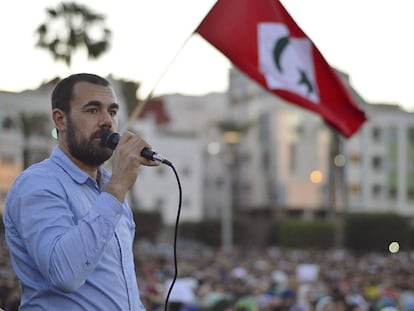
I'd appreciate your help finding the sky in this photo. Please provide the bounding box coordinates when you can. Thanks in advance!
[1,1,414,111]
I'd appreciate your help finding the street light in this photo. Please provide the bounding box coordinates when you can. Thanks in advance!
[309,170,323,184]
[223,131,241,144]
[217,121,249,252]
[206,140,232,251]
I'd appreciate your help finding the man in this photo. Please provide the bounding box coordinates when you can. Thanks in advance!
[3,73,158,310]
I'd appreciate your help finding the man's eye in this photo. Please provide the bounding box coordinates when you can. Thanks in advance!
[110,110,118,117]
[88,108,98,114]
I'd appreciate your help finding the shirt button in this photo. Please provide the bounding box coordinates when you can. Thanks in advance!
[116,214,121,219]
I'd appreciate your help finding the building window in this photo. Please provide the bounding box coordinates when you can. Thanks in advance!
[2,116,15,130]
[349,154,360,165]
[388,187,397,200]
[408,128,414,144]
[372,184,382,197]
[407,188,414,201]
[372,156,382,170]
[348,185,360,196]
[372,127,382,142]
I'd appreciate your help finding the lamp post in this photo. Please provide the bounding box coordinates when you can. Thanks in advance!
[206,141,232,252]
[328,130,347,247]
[217,120,248,252]
[221,130,242,252]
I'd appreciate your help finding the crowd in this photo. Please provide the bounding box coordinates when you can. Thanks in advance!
[0,239,19,310]
[135,241,414,311]
[2,237,414,311]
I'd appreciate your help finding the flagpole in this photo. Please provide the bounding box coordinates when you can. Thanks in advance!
[121,1,218,132]
[122,34,193,132]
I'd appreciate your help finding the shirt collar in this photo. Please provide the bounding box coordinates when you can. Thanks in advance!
[50,146,111,185]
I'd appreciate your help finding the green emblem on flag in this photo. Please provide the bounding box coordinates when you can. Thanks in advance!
[258,22,319,103]
[273,36,314,96]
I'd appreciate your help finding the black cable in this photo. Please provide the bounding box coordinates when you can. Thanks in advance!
[99,130,181,309]
[163,162,182,311]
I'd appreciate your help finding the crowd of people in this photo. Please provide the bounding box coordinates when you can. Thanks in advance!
[0,239,20,310]
[3,236,414,311]
[134,240,414,311]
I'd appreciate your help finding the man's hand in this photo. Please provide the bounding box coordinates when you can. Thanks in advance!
[105,131,159,202]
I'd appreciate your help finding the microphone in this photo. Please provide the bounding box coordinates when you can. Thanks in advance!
[100,130,172,166]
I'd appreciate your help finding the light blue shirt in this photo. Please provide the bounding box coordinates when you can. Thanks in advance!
[3,147,146,311]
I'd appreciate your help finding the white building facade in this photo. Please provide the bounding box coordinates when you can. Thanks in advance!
[345,103,414,215]
[227,67,414,217]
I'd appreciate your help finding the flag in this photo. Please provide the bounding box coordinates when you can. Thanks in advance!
[196,0,366,137]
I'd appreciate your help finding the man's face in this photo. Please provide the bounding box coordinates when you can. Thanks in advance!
[65,113,113,167]
[60,81,119,167]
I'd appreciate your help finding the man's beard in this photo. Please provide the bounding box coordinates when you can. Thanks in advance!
[66,117,113,167]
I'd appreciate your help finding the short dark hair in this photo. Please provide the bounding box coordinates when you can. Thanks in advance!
[51,73,110,113]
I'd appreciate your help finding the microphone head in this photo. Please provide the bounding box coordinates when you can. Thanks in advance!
[101,130,120,150]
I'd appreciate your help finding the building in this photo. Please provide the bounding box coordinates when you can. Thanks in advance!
[225,68,333,214]
[227,67,414,218]
[346,103,414,215]
[129,93,229,224]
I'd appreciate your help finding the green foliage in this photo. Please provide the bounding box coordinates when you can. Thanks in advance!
[133,212,413,252]
[119,79,140,114]
[344,212,410,252]
[35,1,111,67]
[133,210,162,242]
[178,218,248,247]
[178,220,218,246]
[18,113,50,138]
[18,113,51,168]
[409,227,414,249]
[270,219,336,249]
[267,222,280,245]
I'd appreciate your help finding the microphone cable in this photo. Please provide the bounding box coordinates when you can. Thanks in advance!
[162,161,182,311]
[99,130,182,309]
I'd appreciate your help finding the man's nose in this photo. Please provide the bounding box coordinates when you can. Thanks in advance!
[99,111,113,127]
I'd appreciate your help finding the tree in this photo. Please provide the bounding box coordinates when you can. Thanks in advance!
[35,1,111,67]
[18,113,51,168]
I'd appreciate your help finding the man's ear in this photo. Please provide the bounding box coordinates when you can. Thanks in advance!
[52,108,66,133]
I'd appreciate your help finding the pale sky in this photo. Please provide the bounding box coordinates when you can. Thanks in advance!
[1,1,414,111]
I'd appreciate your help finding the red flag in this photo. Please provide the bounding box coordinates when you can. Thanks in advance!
[196,0,366,137]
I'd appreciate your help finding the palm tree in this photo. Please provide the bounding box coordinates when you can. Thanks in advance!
[35,1,111,67]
